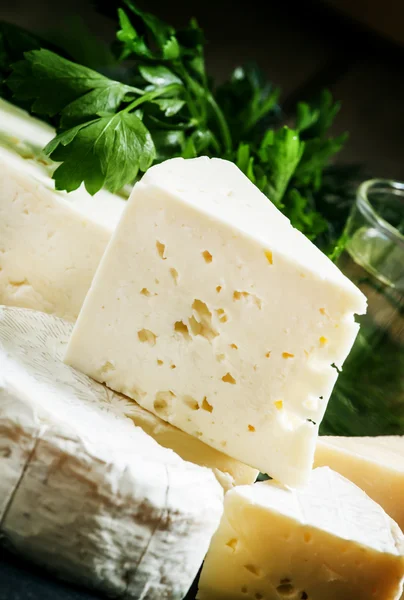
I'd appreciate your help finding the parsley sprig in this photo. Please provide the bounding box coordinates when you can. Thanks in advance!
[1,0,356,254]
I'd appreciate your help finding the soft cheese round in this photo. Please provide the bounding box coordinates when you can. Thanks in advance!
[0,306,223,600]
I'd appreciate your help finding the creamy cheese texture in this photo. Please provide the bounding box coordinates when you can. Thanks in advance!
[0,307,223,600]
[0,99,125,321]
[66,156,366,486]
[198,466,404,600]
[315,435,404,533]
[126,403,258,490]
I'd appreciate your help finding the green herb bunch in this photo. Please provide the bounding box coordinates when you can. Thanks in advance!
[0,2,356,255]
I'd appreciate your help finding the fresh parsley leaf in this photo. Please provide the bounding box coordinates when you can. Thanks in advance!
[216,64,281,145]
[284,188,328,240]
[116,2,179,61]
[8,49,135,125]
[296,101,320,133]
[0,22,63,108]
[153,98,185,117]
[162,36,181,61]
[151,129,185,162]
[45,112,155,194]
[299,89,341,141]
[259,127,305,207]
[295,134,348,189]
[139,65,182,87]
[236,143,256,182]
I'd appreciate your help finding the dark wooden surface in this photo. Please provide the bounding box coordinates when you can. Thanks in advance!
[0,1,404,598]
[0,548,103,600]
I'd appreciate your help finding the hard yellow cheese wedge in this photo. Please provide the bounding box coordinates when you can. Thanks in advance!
[198,467,404,600]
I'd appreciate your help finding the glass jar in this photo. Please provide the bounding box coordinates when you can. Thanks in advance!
[321,179,404,436]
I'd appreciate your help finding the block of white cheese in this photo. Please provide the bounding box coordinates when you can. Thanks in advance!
[198,467,404,600]
[66,156,366,486]
[0,99,125,321]
[315,435,404,532]
[0,306,223,599]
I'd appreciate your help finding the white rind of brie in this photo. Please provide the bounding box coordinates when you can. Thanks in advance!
[0,306,223,600]
[0,99,125,322]
[198,467,404,600]
[66,156,367,487]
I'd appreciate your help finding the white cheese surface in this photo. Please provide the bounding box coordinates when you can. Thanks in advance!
[66,156,366,486]
[198,467,404,600]
[126,403,258,490]
[315,435,404,533]
[0,306,223,599]
[0,99,125,321]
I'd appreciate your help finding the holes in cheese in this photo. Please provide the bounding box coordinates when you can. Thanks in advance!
[226,538,238,551]
[201,397,213,413]
[215,308,228,323]
[184,396,200,410]
[276,582,295,596]
[156,241,166,259]
[282,352,294,359]
[174,320,191,340]
[170,268,179,284]
[230,343,238,349]
[233,290,262,309]
[264,249,273,264]
[100,361,115,374]
[154,390,176,416]
[189,299,218,341]
[319,336,328,346]
[244,564,261,576]
[248,425,256,432]
[140,287,152,297]
[202,250,213,263]
[216,285,222,293]
[222,372,236,384]
[138,329,157,346]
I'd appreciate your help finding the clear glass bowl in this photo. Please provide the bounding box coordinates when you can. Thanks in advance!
[321,179,404,436]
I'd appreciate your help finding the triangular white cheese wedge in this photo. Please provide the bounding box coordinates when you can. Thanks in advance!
[66,156,366,486]
[0,99,125,321]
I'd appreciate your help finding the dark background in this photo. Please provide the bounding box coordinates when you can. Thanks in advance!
[0,0,404,598]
